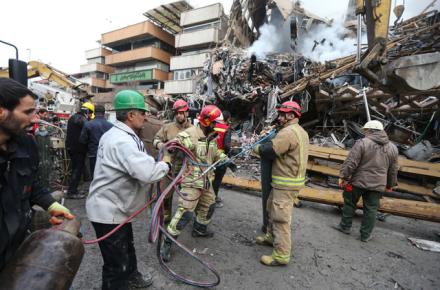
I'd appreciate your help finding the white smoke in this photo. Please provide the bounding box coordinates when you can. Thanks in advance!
[247,7,293,59]
[295,20,358,63]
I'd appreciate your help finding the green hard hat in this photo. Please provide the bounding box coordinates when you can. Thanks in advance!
[113,90,149,112]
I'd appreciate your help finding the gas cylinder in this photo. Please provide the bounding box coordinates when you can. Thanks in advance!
[0,219,84,290]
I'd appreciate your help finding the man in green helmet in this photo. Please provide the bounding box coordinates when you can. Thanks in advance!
[86,90,169,290]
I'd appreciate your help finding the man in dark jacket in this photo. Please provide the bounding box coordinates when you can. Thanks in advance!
[335,120,399,242]
[212,111,232,208]
[0,78,73,271]
[79,105,113,177]
[66,103,93,198]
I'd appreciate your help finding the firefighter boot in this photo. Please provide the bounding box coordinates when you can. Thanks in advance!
[256,232,274,246]
[260,255,288,266]
[192,221,214,238]
[160,236,175,263]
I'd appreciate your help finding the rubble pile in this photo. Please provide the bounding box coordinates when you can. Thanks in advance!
[188,10,440,151]
[205,9,440,207]
[192,47,318,128]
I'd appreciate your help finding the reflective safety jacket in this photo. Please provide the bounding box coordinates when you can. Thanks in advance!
[174,125,227,189]
[271,119,309,190]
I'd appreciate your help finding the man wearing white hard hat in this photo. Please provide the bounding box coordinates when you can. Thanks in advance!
[334,120,398,242]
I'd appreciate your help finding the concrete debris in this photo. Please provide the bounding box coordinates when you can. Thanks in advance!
[408,237,440,252]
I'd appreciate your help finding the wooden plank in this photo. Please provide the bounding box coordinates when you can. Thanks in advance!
[300,188,440,223]
[309,145,440,178]
[222,176,440,223]
[306,161,436,198]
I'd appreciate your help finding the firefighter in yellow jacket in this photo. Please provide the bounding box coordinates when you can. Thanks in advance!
[160,105,228,262]
[153,100,193,223]
[253,101,309,266]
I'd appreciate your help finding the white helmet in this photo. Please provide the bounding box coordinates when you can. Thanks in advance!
[363,120,384,131]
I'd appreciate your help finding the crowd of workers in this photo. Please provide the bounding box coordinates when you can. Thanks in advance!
[0,77,398,289]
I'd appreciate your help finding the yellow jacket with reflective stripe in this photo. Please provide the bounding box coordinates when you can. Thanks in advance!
[271,119,309,190]
[175,125,227,189]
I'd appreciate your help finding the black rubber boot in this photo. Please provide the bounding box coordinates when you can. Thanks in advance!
[192,221,214,238]
[128,271,153,289]
[160,236,174,263]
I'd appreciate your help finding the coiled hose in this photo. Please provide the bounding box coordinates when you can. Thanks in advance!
[82,131,276,287]
[83,140,221,287]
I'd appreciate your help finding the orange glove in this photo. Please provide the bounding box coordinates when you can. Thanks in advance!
[47,202,75,225]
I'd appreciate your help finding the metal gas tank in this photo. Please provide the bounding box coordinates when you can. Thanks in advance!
[0,219,84,290]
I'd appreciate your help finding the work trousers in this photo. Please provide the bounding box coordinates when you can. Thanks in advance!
[68,151,86,194]
[260,157,272,232]
[167,187,216,236]
[92,222,138,290]
[267,188,298,264]
[161,175,174,224]
[89,157,96,179]
[212,165,227,198]
[340,186,381,240]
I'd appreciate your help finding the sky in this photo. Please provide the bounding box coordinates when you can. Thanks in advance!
[1,0,437,74]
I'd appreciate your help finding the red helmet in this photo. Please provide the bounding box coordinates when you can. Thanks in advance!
[173,99,189,112]
[276,101,302,117]
[198,105,223,127]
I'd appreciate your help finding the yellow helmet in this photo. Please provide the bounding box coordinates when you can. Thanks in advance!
[81,102,95,112]
[81,102,95,119]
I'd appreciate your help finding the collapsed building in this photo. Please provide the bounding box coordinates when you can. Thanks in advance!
[152,0,440,220]
[158,1,440,149]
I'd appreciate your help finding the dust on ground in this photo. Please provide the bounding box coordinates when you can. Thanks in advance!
[70,187,440,290]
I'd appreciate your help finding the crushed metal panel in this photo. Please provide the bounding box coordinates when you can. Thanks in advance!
[143,1,193,34]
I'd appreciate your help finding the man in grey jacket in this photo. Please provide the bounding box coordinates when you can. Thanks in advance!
[334,120,398,242]
[86,90,169,290]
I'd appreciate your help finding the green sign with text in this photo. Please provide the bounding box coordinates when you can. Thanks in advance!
[110,69,153,84]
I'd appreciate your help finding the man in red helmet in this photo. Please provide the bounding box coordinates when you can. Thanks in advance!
[153,99,193,223]
[253,100,309,266]
[160,105,228,262]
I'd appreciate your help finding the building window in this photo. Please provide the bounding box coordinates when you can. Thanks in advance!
[173,69,199,81]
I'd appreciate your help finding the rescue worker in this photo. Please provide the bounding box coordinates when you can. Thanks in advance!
[253,101,309,266]
[160,105,228,262]
[36,105,49,121]
[139,106,163,157]
[0,78,74,271]
[79,104,113,177]
[334,120,398,242]
[258,125,275,233]
[212,111,232,208]
[86,90,169,290]
[66,102,94,199]
[30,105,49,135]
[152,99,193,223]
